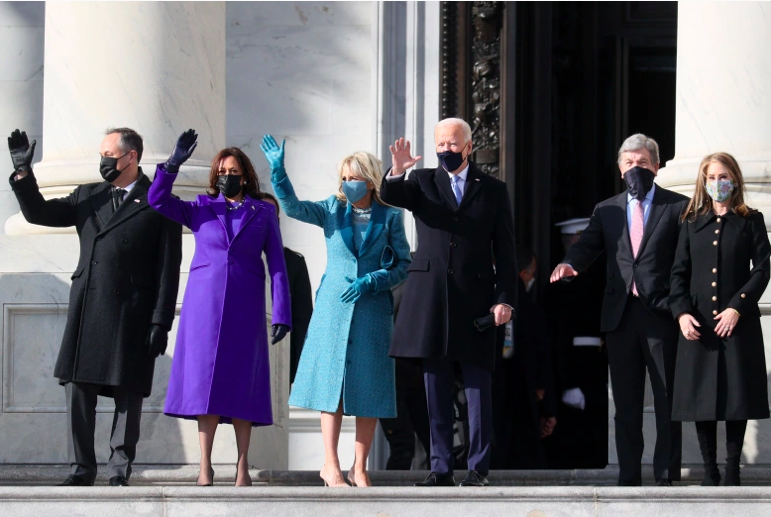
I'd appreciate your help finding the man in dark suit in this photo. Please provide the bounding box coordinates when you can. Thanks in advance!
[261,192,313,385]
[381,118,517,487]
[7,128,182,487]
[550,134,688,486]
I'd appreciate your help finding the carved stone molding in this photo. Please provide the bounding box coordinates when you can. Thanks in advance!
[440,1,504,179]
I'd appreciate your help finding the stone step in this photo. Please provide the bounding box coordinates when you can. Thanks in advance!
[1,486,771,517]
[2,464,771,486]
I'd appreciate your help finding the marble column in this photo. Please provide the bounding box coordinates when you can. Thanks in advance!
[657,1,771,466]
[0,2,44,234]
[6,1,226,234]
[0,2,292,472]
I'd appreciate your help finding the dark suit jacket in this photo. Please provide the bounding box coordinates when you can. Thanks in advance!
[381,162,517,371]
[10,169,182,397]
[284,247,313,384]
[564,186,689,333]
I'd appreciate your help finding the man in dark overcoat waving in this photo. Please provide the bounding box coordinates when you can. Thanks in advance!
[381,118,517,487]
[7,128,182,486]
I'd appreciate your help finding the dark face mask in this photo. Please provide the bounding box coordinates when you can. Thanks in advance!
[437,142,469,173]
[99,152,130,183]
[623,166,656,200]
[217,174,244,198]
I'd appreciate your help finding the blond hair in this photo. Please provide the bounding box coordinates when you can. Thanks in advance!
[682,152,753,222]
[334,151,388,206]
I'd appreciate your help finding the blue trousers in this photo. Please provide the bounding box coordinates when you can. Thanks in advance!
[423,359,492,475]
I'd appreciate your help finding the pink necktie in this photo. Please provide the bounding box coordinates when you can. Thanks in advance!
[630,201,644,296]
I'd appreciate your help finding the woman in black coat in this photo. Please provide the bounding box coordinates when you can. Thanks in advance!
[670,152,771,486]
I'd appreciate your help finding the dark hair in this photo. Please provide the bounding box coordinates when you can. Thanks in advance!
[207,147,263,199]
[105,127,143,163]
[261,192,280,215]
[516,247,536,274]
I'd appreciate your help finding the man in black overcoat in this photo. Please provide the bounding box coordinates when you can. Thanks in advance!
[7,128,182,486]
[550,134,688,486]
[381,118,517,487]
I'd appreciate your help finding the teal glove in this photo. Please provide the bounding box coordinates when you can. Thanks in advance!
[340,275,376,304]
[260,134,286,178]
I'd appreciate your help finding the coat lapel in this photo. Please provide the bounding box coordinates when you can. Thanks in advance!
[231,197,262,243]
[357,202,386,258]
[207,194,229,239]
[635,188,667,258]
[614,192,633,259]
[90,182,114,229]
[337,201,357,258]
[458,163,483,210]
[433,167,459,209]
[98,173,151,235]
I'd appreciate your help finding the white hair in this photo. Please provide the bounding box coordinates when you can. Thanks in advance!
[435,118,472,143]
[617,133,660,165]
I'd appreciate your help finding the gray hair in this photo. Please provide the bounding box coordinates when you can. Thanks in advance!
[105,127,144,163]
[617,133,659,165]
[435,118,472,143]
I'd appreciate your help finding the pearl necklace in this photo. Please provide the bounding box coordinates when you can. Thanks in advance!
[226,199,246,211]
[351,204,372,214]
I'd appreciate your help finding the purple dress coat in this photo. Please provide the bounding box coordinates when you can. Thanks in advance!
[148,165,291,426]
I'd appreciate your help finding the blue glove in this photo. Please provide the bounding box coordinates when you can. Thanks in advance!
[340,275,376,304]
[165,129,198,173]
[260,134,286,177]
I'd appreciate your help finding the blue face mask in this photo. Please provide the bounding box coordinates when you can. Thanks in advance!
[342,180,369,204]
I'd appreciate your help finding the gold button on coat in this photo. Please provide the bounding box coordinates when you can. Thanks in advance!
[717,217,722,223]
[712,282,717,287]
[712,268,717,273]
[715,229,720,234]
[713,241,718,246]
[741,293,746,298]
[712,296,717,301]
[713,310,718,315]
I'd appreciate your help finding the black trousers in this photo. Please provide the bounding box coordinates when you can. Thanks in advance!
[424,359,492,476]
[606,296,682,484]
[65,382,143,483]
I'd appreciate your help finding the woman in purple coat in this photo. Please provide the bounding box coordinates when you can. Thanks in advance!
[148,130,291,486]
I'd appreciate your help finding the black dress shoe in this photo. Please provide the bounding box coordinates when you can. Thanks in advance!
[109,476,130,486]
[655,478,673,487]
[57,475,92,487]
[414,472,455,487]
[459,470,489,487]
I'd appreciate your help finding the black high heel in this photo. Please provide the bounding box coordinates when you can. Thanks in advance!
[197,467,215,486]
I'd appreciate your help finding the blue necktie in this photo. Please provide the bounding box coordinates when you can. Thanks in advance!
[451,175,463,206]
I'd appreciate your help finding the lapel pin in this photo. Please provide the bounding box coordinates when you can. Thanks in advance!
[475,178,480,182]
[134,199,140,203]
[251,206,255,210]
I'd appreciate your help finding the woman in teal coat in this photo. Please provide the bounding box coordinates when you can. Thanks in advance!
[261,136,411,488]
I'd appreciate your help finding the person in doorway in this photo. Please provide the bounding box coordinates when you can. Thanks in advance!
[492,247,557,469]
[261,192,314,386]
[549,133,687,486]
[8,128,182,487]
[262,135,411,488]
[381,118,517,487]
[543,218,609,469]
[148,130,291,487]
[670,152,770,486]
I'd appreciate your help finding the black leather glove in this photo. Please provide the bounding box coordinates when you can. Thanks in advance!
[271,324,289,345]
[164,129,198,173]
[146,324,169,358]
[8,129,36,172]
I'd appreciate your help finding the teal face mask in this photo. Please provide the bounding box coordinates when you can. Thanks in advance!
[342,180,369,203]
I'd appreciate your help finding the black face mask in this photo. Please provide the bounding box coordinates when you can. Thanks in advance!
[99,152,130,183]
[437,143,468,173]
[217,175,243,198]
[623,166,656,200]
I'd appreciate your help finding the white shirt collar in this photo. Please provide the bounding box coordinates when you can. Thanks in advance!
[627,182,656,203]
[121,179,138,194]
[447,163,470,183]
